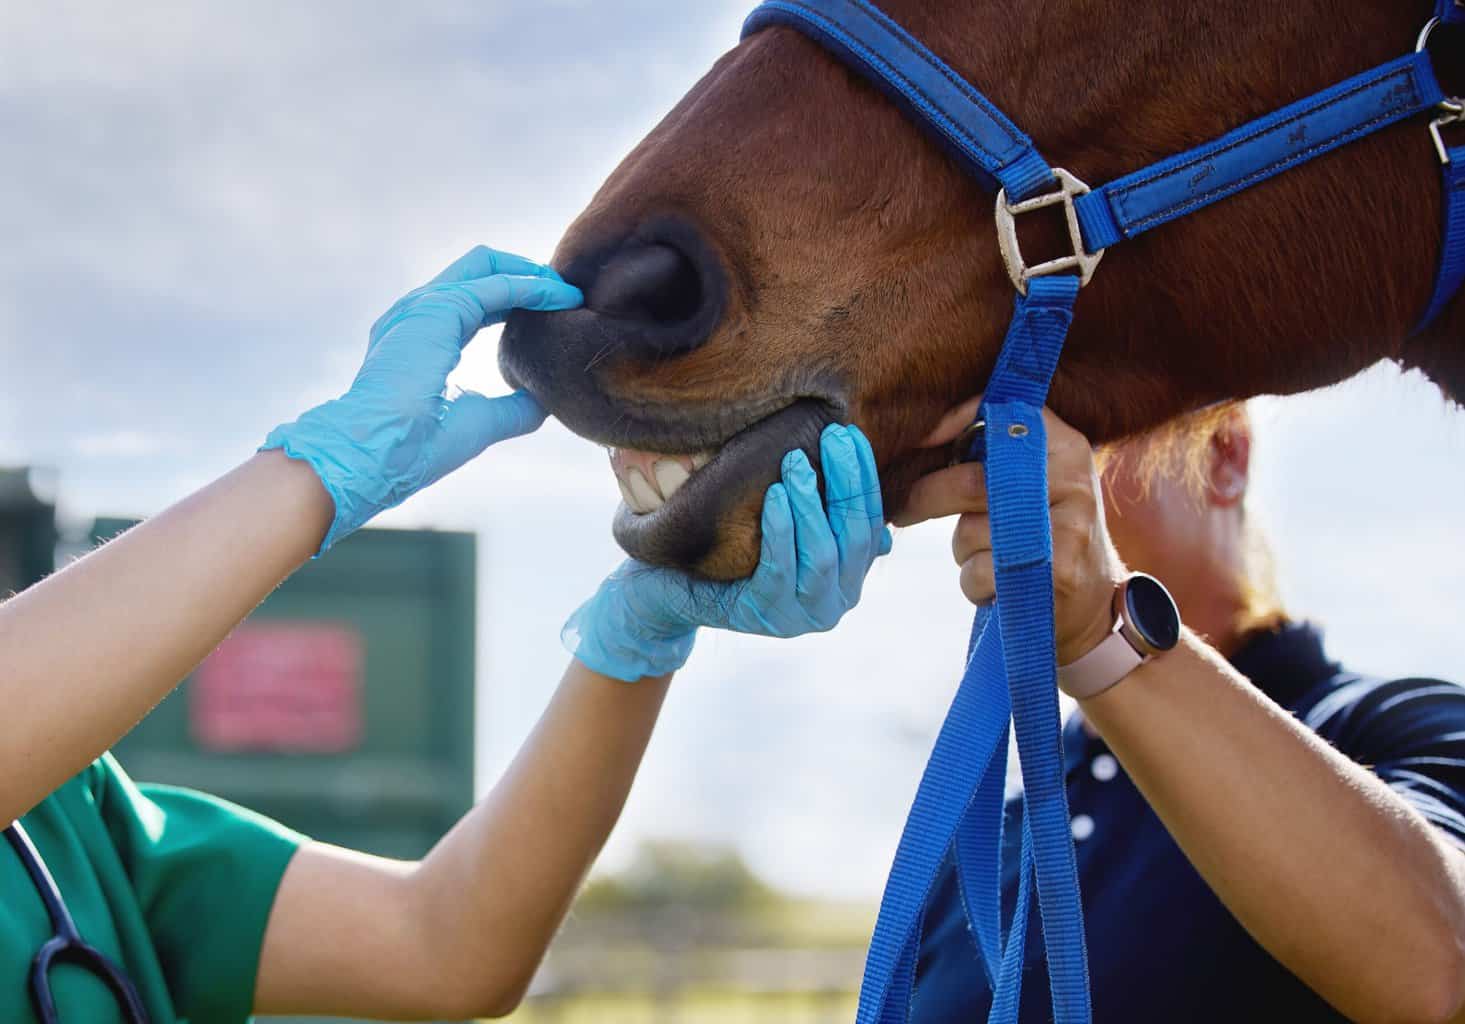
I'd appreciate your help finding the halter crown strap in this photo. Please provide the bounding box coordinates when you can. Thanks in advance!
[741,0,1053,201]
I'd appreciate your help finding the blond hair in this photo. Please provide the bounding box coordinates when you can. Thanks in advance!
[1098,402,1287,636]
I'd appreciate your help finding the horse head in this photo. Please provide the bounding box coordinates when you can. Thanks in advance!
[501,0,1463,579]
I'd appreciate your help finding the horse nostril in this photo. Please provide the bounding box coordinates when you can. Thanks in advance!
[589,243,704,325]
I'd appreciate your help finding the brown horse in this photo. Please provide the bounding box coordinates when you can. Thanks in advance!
[500,0,1464,579]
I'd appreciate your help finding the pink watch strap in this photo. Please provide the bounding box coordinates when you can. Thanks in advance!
[1057,627,1143,700]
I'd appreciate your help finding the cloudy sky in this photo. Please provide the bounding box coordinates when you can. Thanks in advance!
[5,2,1465,902]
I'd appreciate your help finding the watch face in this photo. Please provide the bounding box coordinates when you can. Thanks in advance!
[1123,574,1181,653]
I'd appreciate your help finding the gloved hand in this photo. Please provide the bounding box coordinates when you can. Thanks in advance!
[563,423,894,682]
[263,246,582,552]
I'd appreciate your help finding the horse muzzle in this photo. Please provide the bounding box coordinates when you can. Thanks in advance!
[500,215,844,578]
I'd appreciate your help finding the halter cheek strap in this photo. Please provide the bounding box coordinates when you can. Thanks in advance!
[741,3,1465,1022]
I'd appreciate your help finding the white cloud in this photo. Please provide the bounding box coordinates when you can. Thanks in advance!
[71,430,170,458]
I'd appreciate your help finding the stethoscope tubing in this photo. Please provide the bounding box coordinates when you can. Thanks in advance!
[5,822,151,1024]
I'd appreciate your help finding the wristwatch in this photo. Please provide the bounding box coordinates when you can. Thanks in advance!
[1058,573,1181,700]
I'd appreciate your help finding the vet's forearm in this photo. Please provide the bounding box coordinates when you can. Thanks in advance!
[410,660,671,1016]
[1081,630,1465,1024]
[0,451,331,825]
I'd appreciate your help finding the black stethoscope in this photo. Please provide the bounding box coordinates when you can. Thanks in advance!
[4,823,150,1024]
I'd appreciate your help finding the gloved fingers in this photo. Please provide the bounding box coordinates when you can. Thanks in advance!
[821,424,873,600]
[820,424,858,545]
[429,245,565,286]
[879,524,895,557]
[848,422,895,564]
[847,424,887,526]
[368,274,583,364]
[742,483,796,615]
[457,274,585,331]
[782,449,839,611]
[431,390,548,478]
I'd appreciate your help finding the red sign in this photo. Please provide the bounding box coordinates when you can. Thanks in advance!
[192,623,364,753]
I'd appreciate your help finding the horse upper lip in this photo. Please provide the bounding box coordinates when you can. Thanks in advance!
[582,392,816,454]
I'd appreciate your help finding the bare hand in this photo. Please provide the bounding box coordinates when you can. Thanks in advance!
[895,398,1126,666]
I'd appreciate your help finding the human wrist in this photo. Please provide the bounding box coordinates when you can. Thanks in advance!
[1059,573,1182,700]
[1056,566,1129,666]
[1059,599,1124,668]
[250,449,336,559]
[261,398,404,553]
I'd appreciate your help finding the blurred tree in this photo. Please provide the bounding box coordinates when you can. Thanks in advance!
[578,841,778,916]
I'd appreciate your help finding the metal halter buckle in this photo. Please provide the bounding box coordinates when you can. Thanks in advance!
[995,168,1105,295]
[1431,99,1465,165]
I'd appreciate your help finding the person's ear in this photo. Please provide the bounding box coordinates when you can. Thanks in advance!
[1207,413,1251,508]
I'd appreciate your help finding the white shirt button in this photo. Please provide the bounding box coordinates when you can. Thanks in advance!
[1091,754,1119,782]
[1070,814,1096,842]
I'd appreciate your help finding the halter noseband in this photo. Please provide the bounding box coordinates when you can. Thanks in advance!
[740,3,1465,1022]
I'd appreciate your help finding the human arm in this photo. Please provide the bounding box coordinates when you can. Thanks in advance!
[1082,632,1465,1024]
[900,401,1465,1024]
[0,454,330,828]
[0,246,581,828]
[254,660,671,1021]
[253,425,893,1020]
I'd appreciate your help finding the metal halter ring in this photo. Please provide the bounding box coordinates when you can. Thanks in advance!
[1419,16,1442,53]
[948,419,986,467]
[995,168,1105,296]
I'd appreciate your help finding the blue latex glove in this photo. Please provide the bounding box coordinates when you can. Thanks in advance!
[564,423,894,682]
[263,246,582,552]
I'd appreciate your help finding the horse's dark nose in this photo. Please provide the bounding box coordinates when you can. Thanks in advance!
[573,230,723,360]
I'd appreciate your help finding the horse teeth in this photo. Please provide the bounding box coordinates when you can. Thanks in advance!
[617,475,639,511]
[692,452,712,469]
[654,460,691,501]
[626,467,663,513]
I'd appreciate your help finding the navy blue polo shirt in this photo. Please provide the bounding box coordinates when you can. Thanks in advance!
[910,622,1465,1022]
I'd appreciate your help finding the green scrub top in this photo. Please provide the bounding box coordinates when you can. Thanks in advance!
[1,754,302,1023]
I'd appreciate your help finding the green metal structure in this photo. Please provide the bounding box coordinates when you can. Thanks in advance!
[0,468,57,596]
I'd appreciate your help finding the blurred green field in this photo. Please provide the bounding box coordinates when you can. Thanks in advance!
[498,844,873,1024]
[505,989,857,1023]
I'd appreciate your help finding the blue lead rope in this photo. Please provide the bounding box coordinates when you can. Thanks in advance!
[738,1,1465,1021]
[852,277,1088,1024]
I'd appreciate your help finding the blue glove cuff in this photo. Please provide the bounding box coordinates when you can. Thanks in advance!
[561,585,698,683]
[261,403,411,554]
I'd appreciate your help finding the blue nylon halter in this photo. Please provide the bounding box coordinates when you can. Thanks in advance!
[740,2,1465,1022]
